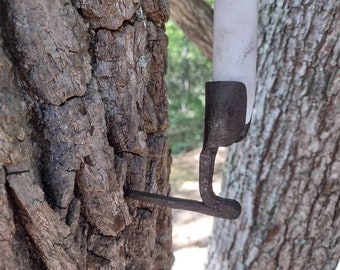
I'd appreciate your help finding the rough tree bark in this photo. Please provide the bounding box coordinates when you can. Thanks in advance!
[169,0,213,61]
[205,1,339,269]
[0,0,173,269]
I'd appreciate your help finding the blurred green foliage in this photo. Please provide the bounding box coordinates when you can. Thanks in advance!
[166,20,212,153]
[206,0,214,6]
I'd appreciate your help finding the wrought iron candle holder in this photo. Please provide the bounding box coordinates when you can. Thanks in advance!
[125,81,250,219]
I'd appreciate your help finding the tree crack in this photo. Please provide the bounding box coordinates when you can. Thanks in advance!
[5,170,30,176]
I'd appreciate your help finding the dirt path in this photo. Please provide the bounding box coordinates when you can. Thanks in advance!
[170,148,227,269]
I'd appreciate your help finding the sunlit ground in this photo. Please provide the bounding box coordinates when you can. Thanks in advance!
[170,148,227,269]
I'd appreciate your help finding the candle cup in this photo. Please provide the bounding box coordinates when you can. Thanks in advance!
[203,81,249,148]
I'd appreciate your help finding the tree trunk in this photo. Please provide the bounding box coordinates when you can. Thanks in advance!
[206,0,339,269]
[0,0,173,269]
[169,0,213,61]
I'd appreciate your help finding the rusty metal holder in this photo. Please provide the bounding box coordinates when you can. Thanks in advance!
[125,81,249,219]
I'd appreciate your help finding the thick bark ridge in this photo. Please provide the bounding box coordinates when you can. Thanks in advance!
[0,0,173,269]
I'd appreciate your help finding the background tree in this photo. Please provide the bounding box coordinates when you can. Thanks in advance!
[166,20,212,153]
[166,0,213,153]
[169,0,213,61]
[0,0,173,269]
[169,0,339,269]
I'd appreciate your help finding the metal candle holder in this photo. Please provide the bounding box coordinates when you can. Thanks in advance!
[125,81,249,219]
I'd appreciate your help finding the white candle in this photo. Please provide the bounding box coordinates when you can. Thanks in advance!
[212,0,259,124]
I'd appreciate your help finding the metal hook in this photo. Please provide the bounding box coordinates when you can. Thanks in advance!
[125,81,249,219]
